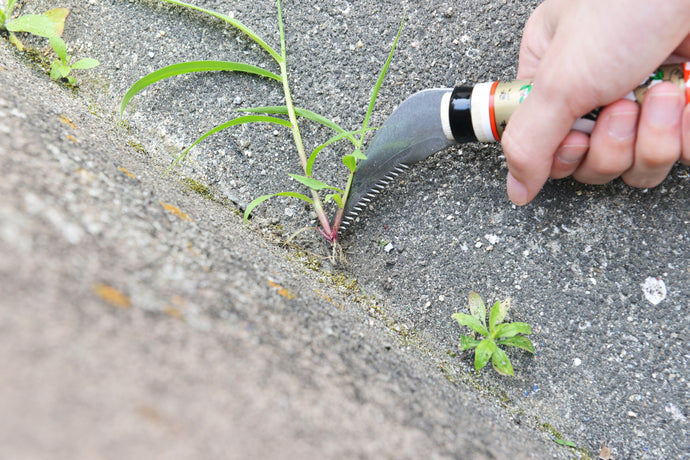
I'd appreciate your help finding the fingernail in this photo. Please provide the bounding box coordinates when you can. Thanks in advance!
[646,91,683,128]
[555,144,587,164]
[507,172,528,205]
[607,111,638,140]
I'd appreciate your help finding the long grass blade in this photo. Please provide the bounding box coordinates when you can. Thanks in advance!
[361,14,405,134]
[120,61,281,119]
[239,106,354,142]
[288,174,344,193]
[159,0,282,63]
[170,115,292,169]
[244,191,313,226]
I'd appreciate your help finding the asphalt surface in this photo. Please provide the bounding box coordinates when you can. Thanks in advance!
[1,0,688,458]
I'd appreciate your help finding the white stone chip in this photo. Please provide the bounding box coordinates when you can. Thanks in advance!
[641,277,667,305]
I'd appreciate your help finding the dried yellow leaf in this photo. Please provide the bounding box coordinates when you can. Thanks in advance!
[119,167,135,179]
[58,114,77,129]
[93,283,131,309]
[159,201,193,222]
[268,280,296,300]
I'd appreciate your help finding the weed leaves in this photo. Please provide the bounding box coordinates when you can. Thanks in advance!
[121,0,404,243]
[3,5,98,83]
[452,292,534,376]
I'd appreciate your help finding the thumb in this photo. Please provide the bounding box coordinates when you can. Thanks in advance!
[500,84,578,205]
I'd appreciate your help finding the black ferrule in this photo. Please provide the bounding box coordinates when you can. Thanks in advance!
[448,86,477,143]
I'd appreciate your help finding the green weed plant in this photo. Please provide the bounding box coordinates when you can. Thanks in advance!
[452,292,534,376]
[120,0,403,244]
[1,1,99,84]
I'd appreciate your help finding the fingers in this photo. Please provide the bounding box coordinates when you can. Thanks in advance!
[501,78,580,205]
[559,82,685,188]
[549,131,589,179]
[573,99,639,184]
[622,82,684,187]
[505,82,686,203]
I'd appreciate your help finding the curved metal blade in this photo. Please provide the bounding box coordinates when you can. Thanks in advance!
[339,88,457,235]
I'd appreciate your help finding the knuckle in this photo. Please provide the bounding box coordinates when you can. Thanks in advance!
[636,148,680,169]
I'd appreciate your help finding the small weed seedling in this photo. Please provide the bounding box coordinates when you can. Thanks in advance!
[1,1,99,84]
[452,292,534,376]
[120,0,403,247]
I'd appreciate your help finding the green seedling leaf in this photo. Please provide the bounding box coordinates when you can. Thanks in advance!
[361,13,405,134]
[7,14,58,38]
[460,334,481,351]
[468,291,486,328]
[351,148,367,160]
[44,8,69,36]
[325,193,343,208]
[554,439,577,448]
[493,322,532,339]
[491,346,514,376]
[50,60,71,80]
[497,335,534,354]
[170,115,292,168]
[342,155,357,173]
[474,339,496,371]
[489,298,510,333]
[50,61,62,80]
[159,0,281,63]
[288,174,344,193]
[121,61,281,119]
[306,128,375,176]
[244,191,313,226]
[452,313,489,338]
[71,58,100,70]
[240,106,354,143]
[49,36,67,63]
[0,10,6,26]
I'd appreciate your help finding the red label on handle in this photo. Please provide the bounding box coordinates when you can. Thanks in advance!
[684,62,690,104]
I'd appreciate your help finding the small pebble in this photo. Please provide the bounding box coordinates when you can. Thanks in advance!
[465,48,481,59]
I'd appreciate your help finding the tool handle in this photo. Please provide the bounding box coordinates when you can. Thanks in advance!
[444,62,690,143]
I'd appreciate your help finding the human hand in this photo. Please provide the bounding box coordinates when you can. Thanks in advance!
[500,0,690,205]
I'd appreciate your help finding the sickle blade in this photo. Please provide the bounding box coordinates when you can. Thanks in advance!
[339,88,456,236]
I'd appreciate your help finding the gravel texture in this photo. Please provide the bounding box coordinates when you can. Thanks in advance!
[1,0,688,458]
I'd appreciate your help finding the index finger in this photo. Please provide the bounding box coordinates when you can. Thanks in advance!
[500,85,578,205]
